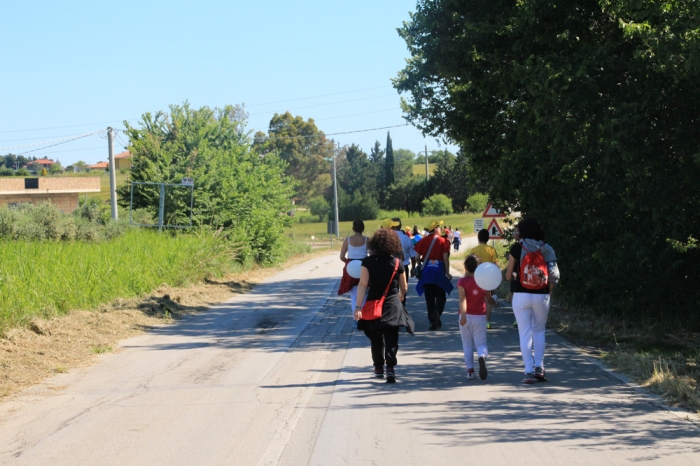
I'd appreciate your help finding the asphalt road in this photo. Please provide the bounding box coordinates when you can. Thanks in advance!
[1,253,698,465]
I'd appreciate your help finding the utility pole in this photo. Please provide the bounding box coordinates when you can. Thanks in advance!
[425,145,429,181]
[332,140,340,238]
[107,127,118,220]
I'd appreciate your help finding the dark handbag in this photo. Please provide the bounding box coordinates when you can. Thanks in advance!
[361,258,400,321]
[414,235,439,280]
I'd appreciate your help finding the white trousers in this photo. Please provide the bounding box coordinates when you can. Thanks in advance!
[350,286,366,314]
[512,292,550,373]
[458,315,488,369]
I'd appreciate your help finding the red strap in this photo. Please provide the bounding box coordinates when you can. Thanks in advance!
[382,258,400,298]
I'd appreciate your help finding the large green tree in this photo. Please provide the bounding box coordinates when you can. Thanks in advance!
[430,149,472,212]
[119,103,295,264]
[254,112,332,202]
[392,148,416,185]
[395,0,700,324]
[338,144,377,196]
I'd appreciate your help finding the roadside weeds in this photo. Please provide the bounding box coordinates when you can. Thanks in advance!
[549,306,700,415]
[0,248,333,400]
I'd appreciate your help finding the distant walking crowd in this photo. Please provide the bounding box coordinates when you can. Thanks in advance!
[339,217,559,385]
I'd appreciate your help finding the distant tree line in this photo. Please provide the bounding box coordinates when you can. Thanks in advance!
[253,112,485,222]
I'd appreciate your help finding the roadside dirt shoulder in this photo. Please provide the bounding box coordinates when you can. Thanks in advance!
[0,248,335,400]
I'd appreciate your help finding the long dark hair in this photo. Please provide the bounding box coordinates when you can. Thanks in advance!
[517,217,545,241]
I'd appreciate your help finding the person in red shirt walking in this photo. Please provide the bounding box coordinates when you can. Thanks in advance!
[458,254,497,380]
[414,220,454,330]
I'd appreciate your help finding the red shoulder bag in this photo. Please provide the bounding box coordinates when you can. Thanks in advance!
[361,258,400,321]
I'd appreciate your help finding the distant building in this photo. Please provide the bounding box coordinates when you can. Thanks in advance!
[0,177,101,213]
[33,159,55,167]
[115,151,132,170]
[88,162,109,171]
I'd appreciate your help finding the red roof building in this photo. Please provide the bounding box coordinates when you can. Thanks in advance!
[33,159,55,166]
[88,162,109,171]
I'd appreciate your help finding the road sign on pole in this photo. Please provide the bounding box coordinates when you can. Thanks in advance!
[482,202,507,218]
[487,218,503,240]
[473,218,484,233]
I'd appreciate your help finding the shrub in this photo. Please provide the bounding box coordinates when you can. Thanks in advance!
[307,196,331,221]
[119,103,295,265]
[422,194,453,216]
[15,168,30,176]
[466,193,489,213]
[0,201,129,242]
[338,190,380,221]
[0,167,13,177]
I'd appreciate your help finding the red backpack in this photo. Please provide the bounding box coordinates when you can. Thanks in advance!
[519,243,548,290]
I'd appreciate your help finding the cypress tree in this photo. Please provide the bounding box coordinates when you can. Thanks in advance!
[384,132,394,186]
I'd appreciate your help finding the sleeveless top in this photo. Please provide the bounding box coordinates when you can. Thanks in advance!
[347,236,369,260]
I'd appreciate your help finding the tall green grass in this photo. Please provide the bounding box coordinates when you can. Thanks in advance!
[0,229,237,333]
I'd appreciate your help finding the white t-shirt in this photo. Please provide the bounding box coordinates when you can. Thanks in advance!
[453,230,462,241]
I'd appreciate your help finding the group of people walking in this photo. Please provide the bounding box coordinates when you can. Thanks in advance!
[339,217,558,385]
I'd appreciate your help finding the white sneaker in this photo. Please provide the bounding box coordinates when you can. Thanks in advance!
[466,369,476,380]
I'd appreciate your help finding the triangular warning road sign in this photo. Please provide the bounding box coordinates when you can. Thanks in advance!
[482,202,506,218]
[487,218,503,240]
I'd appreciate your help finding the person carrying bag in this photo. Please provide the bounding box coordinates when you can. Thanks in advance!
[361,259,400,320]
[355,228,415,384]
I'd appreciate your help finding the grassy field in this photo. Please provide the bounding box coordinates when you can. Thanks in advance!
[95,171,130,201]
[412,163,436,176]
[287,212,485,240]
[0,229,237,333]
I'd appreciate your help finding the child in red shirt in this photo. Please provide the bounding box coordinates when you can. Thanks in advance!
[458,254,497,380]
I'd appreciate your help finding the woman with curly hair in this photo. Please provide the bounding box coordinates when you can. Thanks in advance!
[355,228,415,383]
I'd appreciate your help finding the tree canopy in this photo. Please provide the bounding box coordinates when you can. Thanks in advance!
[394,0,700,324]
[119,103,295,264]
[254,112,332,203]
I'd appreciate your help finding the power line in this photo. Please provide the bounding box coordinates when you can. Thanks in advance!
[0,120,124,135]
[11,145,104,155]
[267,123,409,141]
[0,130,102,152]
[326,123,408,136]
[0,132,103,144]
[315,107,398,122]
[0,86,395,135]
[17,132,100,155]
[249,93,397,116]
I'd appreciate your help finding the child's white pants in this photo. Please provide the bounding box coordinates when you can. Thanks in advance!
[512,292,550,373]
[458,315,488,369]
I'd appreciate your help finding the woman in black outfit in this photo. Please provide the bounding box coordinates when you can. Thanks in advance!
[354,228,415,383]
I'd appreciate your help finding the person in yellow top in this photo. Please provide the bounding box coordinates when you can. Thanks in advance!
[469,228,499,329]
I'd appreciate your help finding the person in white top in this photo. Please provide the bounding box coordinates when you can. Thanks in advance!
[339,220,370,327]
[452,228,462,252]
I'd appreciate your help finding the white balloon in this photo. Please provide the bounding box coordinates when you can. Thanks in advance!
[346,260,363,279]
[474,262,503,291]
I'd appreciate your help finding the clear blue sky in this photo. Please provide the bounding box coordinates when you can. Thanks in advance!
[0,0,455,166]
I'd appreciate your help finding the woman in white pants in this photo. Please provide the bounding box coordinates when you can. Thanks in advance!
[506,217,558,384]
